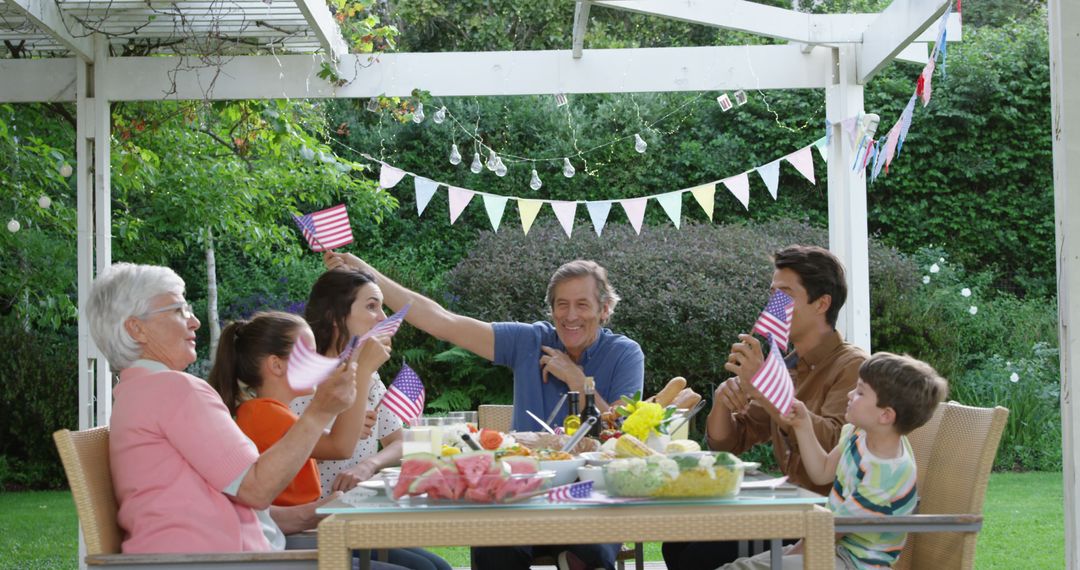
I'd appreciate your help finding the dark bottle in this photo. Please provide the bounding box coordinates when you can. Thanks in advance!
[580,377,603,438]
[563,391,581,435]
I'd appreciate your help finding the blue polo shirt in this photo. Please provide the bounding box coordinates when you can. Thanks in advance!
[492,321,645,432]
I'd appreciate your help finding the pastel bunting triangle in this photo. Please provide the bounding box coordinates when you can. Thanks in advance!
[482,194,508,232]
[518,199,543,235]
[655,191,683,229]
[756,160,781,200]
[448,187,475,224]
[620,198,647,235]
[689,183,716,221]
[586,201,612,236]
[723,172,750,210]
[379,164,407,189]
[414,177,439,216]
[551,201,578,237]
[813,136,828,163]
[785,147,816,185]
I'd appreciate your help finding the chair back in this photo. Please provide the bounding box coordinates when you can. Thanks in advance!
[893,402,1008,570]
[478,404,513,433]
[54,427,123,555]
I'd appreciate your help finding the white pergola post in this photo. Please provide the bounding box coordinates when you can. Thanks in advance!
[76,34,112,432]
[826,45,872,351]
[1049,0,1079,566]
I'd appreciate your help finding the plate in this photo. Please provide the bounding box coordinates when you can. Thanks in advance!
[358,479,385,490]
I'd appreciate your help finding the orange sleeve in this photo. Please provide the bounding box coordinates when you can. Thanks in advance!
[235,399,321,506]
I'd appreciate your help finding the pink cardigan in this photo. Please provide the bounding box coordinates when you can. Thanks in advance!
[110,364,269,553]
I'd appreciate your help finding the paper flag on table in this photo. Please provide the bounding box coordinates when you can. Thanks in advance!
[551,200,578,237]
[482,194,508,232]
[756,160,781,200]
[785,146,816,185]
[655,191,683,229]
[620,197,647,235]
[518,199,543,235]
[689,183,716,220]
[547,481,594,502]
[382,364,426,424]
[723,172,750,210]
[586,201,612,236]
[752,290,794,351]
[448,187,475,224]
[750,336,795,416]
[292,204,353,252]
[414,177,439,216]
[814,136,829,163]
[379,164,407,189]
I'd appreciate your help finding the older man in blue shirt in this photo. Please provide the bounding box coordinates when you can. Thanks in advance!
[325,253,644,570]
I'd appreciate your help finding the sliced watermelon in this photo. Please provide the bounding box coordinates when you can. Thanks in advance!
[500,455,539,475]
[437,464,467,500]
[452,451,495,487]
[394,453,440,499]
[408,467,448,498]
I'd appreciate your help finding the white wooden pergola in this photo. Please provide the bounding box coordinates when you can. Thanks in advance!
[2,0,1077,565]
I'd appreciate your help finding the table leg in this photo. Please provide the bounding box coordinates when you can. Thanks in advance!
[801,506,836,570]
[317,515,352,570]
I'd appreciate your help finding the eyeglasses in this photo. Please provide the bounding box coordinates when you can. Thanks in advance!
[137,302,194,320]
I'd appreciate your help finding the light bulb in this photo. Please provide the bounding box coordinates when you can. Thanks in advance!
[470,153,483,174]
[412,103,425,124]
[563,158,576,178]
[38,196,52,209]
[6,219,19,233]
[529,169,542,190]
[300,147,315,161]
[59,163,73,178]
[494,157,508,177]
[634,133,648,153]
[449,144,462,165]
[433,106,447,124]
[486,150,499,171]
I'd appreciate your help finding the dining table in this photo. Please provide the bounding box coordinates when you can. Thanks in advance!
[315,472,834,570]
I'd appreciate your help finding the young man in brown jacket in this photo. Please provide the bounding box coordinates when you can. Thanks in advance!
[663,245,868,570]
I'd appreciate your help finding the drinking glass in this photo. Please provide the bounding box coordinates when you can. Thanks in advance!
[402,426,434,456]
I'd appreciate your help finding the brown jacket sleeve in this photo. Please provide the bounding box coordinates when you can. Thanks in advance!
[707,400,773,454]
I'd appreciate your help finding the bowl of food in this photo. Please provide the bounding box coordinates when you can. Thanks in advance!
[576,465,606,490]
[603,452,755,498]
[390,451,555,503]
[535,450,586,487]
[579,451,616,467]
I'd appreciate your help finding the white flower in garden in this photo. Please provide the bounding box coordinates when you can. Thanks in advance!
[969,306,978,315]
[930,263,940,274]
[1006,361,1012,368]
[1009,372,1020,383]
[922,275,931,284]
[939,257,945,263]
[961,287,971,297]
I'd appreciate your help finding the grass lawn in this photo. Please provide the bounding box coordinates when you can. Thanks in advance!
[0,471,1064,569]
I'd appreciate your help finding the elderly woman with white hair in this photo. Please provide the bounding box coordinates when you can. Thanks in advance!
[86,262,390,556]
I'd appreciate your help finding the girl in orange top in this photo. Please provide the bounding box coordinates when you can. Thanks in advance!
[209,311,391,506]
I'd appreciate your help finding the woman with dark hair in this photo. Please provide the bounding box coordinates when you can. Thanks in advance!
[292,268,451,570]
[209,311,391,507]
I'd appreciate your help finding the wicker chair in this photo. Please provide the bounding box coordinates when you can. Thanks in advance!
[474,405,644,570]
[834,401,1009,570]
[53,426,316,568]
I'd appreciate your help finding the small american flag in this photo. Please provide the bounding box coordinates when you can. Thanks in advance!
[750,336,795,415]
[286,338,343,391]
[752,290,794,351]
[382,364,425,424]
[359,304,410,343]
[292,204,353,252]
[547,480,594,502]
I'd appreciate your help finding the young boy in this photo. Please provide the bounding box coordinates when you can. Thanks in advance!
[719,352,948,570]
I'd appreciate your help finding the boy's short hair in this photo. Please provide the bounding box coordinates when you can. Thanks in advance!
[859,352,949,434]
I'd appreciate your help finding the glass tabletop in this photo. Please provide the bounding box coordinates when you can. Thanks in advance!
[317,473,825,515]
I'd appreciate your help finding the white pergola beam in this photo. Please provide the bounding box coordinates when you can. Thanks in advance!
[1049,0,1080,566]
[858,0,949,83]
[4,0,95,61]
[572,0,591,59]
[88,45,832,101]
[292,0,347,61]
[0,59,77,103]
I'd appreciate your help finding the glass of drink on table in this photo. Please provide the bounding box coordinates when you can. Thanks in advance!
[402,426,434,456]
[448,411,478,430]
[414,416,453,453]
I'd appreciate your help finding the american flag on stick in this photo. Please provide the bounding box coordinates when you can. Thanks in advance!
[286,339,344,391]
[547,481,594,502]
[381,364,426,424]
[752,290,794,351]
[749,336,795,416]
[292,204,353,252]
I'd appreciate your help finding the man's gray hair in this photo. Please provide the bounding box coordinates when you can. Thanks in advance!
[544,260,620,324]
[85,263,186,370]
